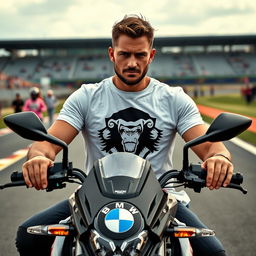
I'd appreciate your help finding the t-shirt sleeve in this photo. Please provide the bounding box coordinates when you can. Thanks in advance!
[175,88,204,136]
[57,86,88,132]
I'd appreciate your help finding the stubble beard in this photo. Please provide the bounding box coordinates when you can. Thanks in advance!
[114,65,149,86]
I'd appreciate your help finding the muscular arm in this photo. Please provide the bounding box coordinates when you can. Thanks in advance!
[23,120,79,190]
[182,124,233,190]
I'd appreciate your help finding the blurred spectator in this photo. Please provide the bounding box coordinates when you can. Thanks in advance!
[193,86,199,98]
[12,93,24,113]
[199,86,205,97]
[252,84,256,102]
[44,89,58,126]
[210,85,215,96]
[23,87,47,121]
[241,85,253,104]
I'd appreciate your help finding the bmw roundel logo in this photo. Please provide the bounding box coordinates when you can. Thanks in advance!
[105,208,134,233]
[95,202,143,239]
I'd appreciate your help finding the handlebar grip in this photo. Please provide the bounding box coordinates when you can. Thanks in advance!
[190,164,244,185]
[230,172,243,185]
[10,163,65,183]
[11,171,23,182]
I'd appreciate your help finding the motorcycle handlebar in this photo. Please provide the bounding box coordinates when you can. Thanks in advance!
[11,163,66,182]
[2,163,247,194]
[5,163,87,192]
[10,171,24,182]
[159,164,247,194]
[188,164,244,185]
[0,163,70,191]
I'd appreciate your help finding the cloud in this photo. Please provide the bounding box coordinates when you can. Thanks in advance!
[155,0,255,25]
[150,0,256,36]
[19,0,75,15]
[0,0,255,39]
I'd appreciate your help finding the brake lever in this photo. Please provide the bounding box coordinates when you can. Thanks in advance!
[0,181,26,189]
[225,184,247,194]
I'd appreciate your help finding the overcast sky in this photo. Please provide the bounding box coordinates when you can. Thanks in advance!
[1,0,256,40]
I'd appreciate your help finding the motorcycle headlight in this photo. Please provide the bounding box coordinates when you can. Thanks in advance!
[90,229,148,256]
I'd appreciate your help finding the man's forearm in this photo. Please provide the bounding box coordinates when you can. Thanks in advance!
[27,141,59,160]
[201,142,231,162]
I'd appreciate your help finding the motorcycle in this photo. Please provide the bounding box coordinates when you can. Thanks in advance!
[0,111,251,256]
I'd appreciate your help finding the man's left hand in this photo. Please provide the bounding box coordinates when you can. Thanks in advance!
[201,155,233,190]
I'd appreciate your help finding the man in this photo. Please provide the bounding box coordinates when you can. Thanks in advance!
[12,93,24,113]
[17,15,232,256]
[44,89,58,126]
[23,87,47,121]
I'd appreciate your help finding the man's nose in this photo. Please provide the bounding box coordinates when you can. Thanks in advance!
[127,56,137,68]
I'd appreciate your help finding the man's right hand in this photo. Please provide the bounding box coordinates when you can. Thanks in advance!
[22,120,79,190]
[22,156,54,190]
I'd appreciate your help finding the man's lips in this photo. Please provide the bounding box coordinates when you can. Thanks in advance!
[124,69,140,74]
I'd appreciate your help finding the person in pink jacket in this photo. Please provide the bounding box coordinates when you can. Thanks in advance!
[23,87,47,121]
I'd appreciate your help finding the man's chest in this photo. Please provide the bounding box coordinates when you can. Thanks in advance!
[85,105,177,158]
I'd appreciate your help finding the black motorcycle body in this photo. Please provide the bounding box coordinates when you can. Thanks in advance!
[52,152,178,255]
[1,111,251,256]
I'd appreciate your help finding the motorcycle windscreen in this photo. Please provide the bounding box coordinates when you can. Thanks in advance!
[95,152,152,198]
[99,152,146,179]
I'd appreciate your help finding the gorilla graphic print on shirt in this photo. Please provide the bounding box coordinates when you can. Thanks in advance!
[98,107,163,158]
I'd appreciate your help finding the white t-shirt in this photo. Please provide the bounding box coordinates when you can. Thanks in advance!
[58,77,203,180]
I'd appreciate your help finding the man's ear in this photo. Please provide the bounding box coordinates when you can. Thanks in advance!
[149,48,156,64]
[108,47,114,62]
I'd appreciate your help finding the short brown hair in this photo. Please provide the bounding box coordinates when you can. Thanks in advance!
[112,14,155,47]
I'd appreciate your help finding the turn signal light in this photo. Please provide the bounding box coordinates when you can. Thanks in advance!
[166,227,215,238]
[27,224,73,236]
[48,226,70,236]
[174,228,196,238]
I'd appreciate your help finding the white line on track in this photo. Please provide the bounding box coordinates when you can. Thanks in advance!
[230,137,256,155]
[0,148,29,172]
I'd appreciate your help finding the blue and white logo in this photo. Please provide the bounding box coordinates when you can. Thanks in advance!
[96,202,142,239]
[105,208,134,233]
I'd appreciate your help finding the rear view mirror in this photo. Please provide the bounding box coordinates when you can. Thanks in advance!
[182,112,252,170]
[4,111,48,141]
[206,112,252,142]
[4,112,69,169]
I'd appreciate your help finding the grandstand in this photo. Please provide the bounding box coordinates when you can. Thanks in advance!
[0,35,256,88]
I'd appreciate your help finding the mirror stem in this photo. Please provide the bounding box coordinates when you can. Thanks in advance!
[182,134,211,171]
[62,147,69,170]
[46,134,69,170]
[182,145,189,171]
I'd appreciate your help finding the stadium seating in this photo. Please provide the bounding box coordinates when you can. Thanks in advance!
[192,53,235,76]
[227,53,256,76]
[74,55,113,80]
[1,52,256,84]
[149,54,195,78]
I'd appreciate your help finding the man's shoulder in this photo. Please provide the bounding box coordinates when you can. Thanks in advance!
[68,77,112,101]
[81,77,111,89]
[150,78,183,94]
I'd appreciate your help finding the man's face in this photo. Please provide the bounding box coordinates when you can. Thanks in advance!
[109,35,155,90]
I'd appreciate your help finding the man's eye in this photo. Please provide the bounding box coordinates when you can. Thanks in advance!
[136,53,147,58]
[119,52,128,56]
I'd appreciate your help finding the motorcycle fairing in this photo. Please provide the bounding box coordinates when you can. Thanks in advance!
[68,152,177,254]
